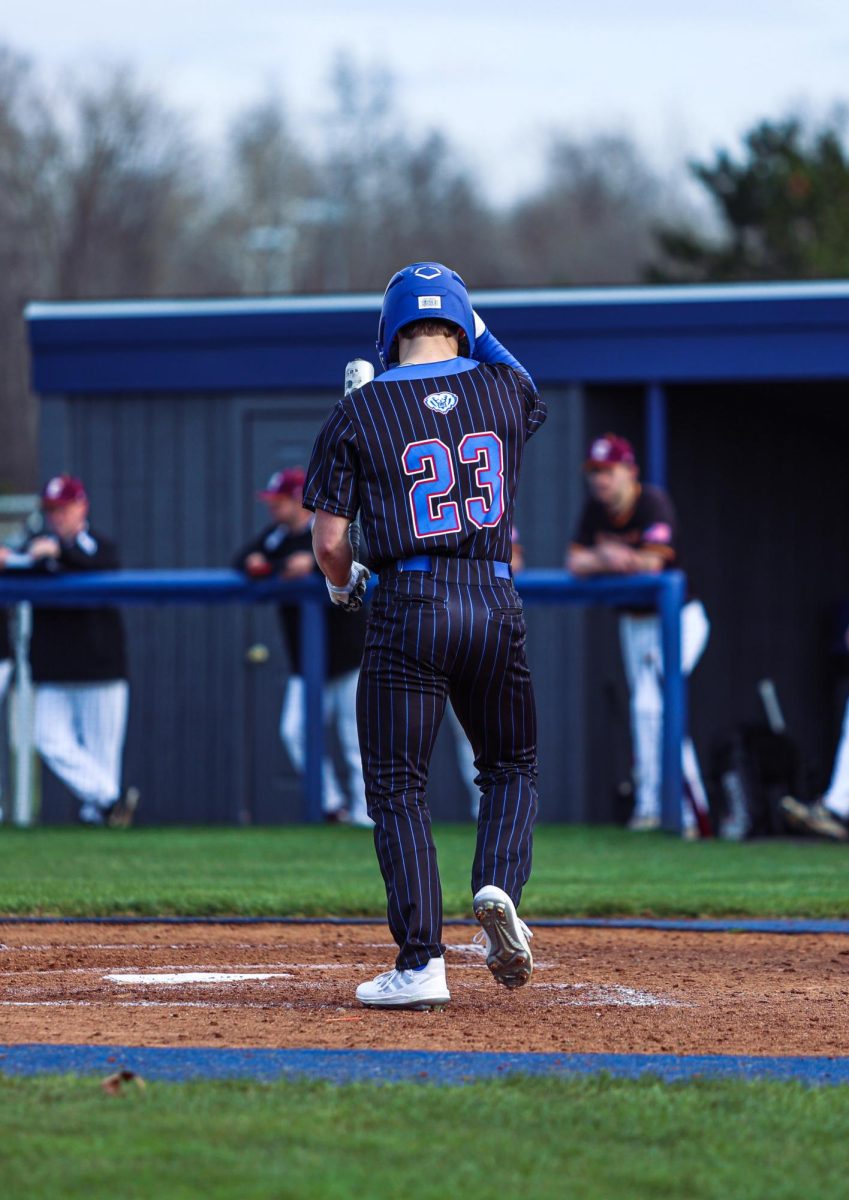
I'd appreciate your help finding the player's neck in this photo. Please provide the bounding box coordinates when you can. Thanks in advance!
[398,335,460,365]
[606,481,640,519]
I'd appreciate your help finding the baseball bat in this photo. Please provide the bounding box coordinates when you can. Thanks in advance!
[344,359,374,559]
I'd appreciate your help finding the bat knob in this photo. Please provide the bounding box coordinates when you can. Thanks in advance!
[345,359,375,395]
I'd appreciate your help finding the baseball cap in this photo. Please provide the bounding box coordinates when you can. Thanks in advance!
[258,467,306,500]
[584,433,637,471]
[41,474,88,507]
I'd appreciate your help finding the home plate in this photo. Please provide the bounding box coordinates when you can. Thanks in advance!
[105,972,296,985]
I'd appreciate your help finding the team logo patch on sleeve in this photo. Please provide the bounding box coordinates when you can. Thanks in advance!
[644,522,672,543]
[424,392,459,414]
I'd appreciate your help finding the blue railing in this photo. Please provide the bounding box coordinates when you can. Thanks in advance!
[0,569,686,831]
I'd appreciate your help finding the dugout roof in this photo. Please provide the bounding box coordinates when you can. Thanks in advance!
[26,280,849,395]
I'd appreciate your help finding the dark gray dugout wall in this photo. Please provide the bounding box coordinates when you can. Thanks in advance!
[27,284,849,823]
[34,380,587,825]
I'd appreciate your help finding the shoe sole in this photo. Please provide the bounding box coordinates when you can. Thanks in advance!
[781,798,847,841]
[357,998,450,1011]
[473,892,533,989]
[107,788,140,830]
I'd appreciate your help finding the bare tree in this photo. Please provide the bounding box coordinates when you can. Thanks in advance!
[52,68,206,299]
[0,45,61,489]
[507,133,666,286]
[310,59,502,291]
[211,97,320,294]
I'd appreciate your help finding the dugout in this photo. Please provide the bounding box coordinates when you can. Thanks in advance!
[24,282,849,825]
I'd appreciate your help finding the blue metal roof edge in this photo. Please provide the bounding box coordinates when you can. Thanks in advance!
[24,278,849,321]
[25,279,849,393]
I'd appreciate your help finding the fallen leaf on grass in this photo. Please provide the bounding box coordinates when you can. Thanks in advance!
[101,1070,146,1096]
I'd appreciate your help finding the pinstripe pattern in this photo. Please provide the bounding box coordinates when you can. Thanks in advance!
[358,562,537,968]
[305,357,545,972]
[305,361,545,570]
[34,681,129,809]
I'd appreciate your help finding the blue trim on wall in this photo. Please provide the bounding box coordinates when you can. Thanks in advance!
[3,915,849,933]
[4,1044,849,1086]
[25,281,849,394]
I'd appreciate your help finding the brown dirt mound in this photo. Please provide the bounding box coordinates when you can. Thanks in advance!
[2,922,847,1056]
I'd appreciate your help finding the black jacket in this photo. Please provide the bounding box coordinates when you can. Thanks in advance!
[23,528,127,684]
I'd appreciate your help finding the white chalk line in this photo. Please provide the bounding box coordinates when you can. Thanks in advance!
[3,962,390,975]
[0,982,687,1010]
[106,972,297,985]
[535,983,691,1008]
[4,941,402,954]
[0,999,293,1010]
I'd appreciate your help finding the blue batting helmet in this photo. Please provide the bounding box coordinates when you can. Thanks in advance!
[376,262,475,368]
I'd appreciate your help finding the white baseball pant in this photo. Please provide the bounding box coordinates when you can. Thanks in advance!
[0,659,12,811]
[33,680,129,818]
[280,669,371,825]
[619,599,710,829]
[0,659,12,701]
[822,698,849,819]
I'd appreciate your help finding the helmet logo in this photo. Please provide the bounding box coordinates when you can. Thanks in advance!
[413,266,442,280]
[424,392,458,414]
[418,295,442,310]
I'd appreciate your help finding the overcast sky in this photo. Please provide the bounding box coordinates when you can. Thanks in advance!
[3,0,849,203]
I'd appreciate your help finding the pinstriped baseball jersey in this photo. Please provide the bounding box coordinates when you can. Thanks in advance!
[304,348,544,974]
[303,358,546,567]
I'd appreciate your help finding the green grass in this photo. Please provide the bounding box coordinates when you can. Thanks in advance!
[4,831,847,1196]
[0,824,847,918]
[2,1073,849,1200]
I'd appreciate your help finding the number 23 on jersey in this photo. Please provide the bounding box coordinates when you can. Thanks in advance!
[402,433,505,538]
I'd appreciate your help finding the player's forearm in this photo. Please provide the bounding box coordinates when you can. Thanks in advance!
[630,550,666,574]
[566,546,606,576]
[312,510,354,586]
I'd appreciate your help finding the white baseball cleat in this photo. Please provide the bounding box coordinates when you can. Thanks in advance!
[627,813,661,832]
[472,885,533,989]
[355,955,450,1010]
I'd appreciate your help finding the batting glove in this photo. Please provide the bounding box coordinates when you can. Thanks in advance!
[326,562,371,611]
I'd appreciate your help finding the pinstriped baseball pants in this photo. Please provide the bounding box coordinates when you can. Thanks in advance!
[357,560,538,971]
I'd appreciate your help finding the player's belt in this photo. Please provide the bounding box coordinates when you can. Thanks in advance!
[395,556,511,579]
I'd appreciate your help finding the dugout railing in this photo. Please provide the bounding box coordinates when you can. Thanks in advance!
[0,569,687,832]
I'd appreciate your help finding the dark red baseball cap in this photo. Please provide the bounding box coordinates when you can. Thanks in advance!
[584,433,637,471]
[41,474,88,508]
[258,467,306,500]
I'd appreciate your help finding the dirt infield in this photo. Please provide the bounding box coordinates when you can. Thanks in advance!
[2,921,848,1057]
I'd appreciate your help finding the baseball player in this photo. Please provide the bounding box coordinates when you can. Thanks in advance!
[0,476,137,827]
[567,434,710,836]
[234,467,371,827]
[304,261,545,1009]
